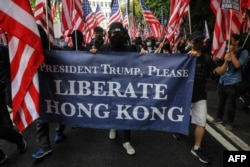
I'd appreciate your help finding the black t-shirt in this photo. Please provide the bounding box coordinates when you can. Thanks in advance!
[192,53,212,102]
[99,43,136,52]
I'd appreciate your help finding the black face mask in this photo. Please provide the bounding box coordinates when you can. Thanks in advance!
[110,33,124,48]
[193,41,203,51]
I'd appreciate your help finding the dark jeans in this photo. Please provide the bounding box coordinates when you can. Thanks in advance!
[122,130,131,143]
[35,119,51,150]
[0,94,13,129]
[0,95,21,145]
[216,83,238,124]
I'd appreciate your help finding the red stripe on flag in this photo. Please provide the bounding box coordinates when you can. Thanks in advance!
[0,0,44,131]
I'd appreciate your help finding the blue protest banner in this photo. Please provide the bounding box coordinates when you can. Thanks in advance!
[38,50,196,135]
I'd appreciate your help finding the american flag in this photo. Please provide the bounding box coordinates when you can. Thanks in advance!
[95,3,105,25]
[51,0,57,20]
[34,0,55,45]
[108,0,123,28]
[166,0,190,52]
[61,0,85,46]
[143,25,151,39]
[242,0,250,10]
[123,0,130,29]
[136,23,142,38]
[242,11,250,33]
[241,0,250,33]
[139,0,161,39]
[61,0,84,33]
[130,15,137,39]
[0,0,44,131]
[211,0,243,59]
[129,1,137,39]
[83,0,97,43]
[160,6,167,38]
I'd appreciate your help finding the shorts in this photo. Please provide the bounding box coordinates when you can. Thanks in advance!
[190,100,207,127]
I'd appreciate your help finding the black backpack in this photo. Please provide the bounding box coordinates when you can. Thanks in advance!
[236,48,250,81]
[237,48,250,96]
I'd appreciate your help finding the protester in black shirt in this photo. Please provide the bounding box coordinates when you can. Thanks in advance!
[91,22,136,155]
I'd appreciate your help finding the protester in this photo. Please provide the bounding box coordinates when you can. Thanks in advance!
[212,34,249,131]
[133,37,143,53]
[87,26,105,51]
[177,37,187,53]
[139,37,156,54]
[32,25,66,159]
[0,44,27,164]
[171,31,215,164]
[185,31,212,164]
[90,22,136,155]
[154,38,172,54]
[59,35,69,49]
[69,30,87,51]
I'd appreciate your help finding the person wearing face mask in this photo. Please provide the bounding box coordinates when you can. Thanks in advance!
[59,35,68,49]
[139,37,156,55]
[91,22,137,155]
[154,38,172,54]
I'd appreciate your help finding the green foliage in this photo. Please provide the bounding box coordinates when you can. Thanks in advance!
[29,0,36,8]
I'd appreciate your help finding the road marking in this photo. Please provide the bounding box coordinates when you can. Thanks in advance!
[206,123,238,151]
[207,114,250,151]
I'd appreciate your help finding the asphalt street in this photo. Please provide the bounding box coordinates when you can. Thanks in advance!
[0,79,249,167]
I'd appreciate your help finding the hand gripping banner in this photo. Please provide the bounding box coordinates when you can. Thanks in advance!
[38,50,196,135]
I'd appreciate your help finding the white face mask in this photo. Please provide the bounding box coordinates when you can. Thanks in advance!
[146,42,152,46]
[60,41,67,47]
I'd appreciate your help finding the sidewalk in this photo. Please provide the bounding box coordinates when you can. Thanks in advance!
[206,79,250,150]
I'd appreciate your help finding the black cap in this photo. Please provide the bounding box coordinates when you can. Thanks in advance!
[109,22,124,33]
[231,34,241,41]
[94,26,104,33]
[189,31,205,41]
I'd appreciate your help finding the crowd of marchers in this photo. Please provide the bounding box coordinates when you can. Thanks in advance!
[0,22,249,165]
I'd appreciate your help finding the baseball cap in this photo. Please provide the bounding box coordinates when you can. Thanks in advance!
[189,31,205,41]
[109,22,124,33]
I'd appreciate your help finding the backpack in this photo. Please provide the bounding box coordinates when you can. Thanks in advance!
[235,48,249,80]
[237,48,250,96]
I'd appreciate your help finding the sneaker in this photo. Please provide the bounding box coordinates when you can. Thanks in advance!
[123,142,136,155]
[109,129,116,139]
[211,118,223,125]
[225,124,233,131]
[173,133,182,140]
[54,132,65,143]
[31,148,53,159]
[0,154,7,164]
[191,147,210,164]
[17,138,27,153]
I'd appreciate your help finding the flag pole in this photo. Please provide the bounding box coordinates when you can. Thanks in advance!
[188,5,192,35]
[139,0,147,39]
[227,10,233,52]
[45,0,51,50]
[72,0,78,51]
[242,31,250,48]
